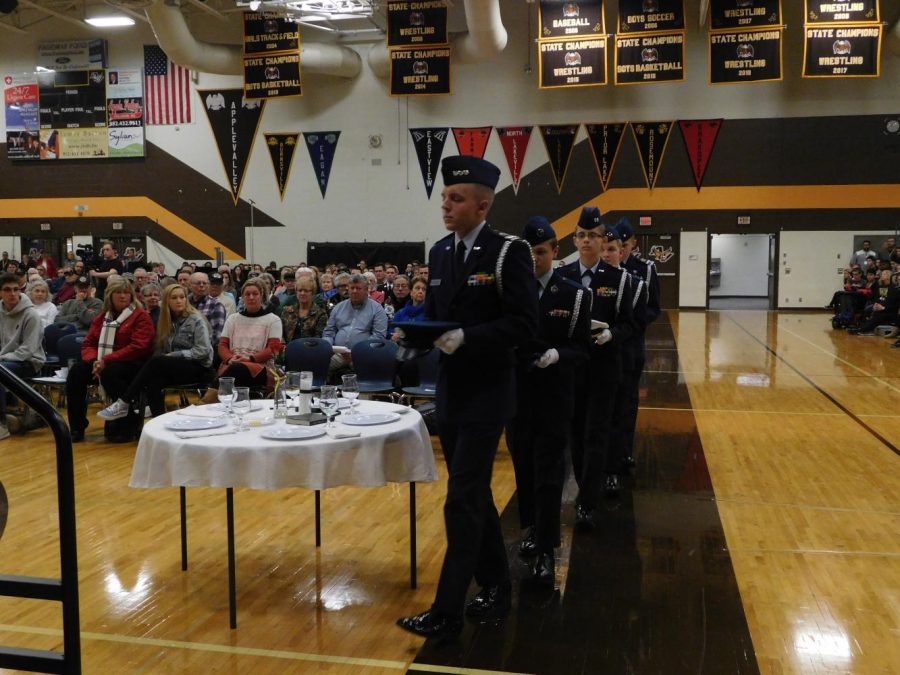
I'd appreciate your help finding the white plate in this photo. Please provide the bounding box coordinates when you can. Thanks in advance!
[260,425,327,440]
[210,401,265,412]
[340,412,401,426]
[165,416,229,431]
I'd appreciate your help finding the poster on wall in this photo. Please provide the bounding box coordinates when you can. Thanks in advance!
[617,0,685,33]
[106,68,145,158]
[495,126,533,194]
[539,125,579,194]
[631,121,674,189]
[709,0,782,30]
[452,126,492,158]
[409,127,448,198]
[303,131,341,198]
[615,32,685,84]
[803,24,881,77]
[390,47,451,95]
[804,0,879,24]
[678,119,722,191]
[4,74,40,160]
[37,39,107,72]
[243,52,302,99]
[242,12,300,55]
[585,122,628,191]
[539,38,607,88]
[709,28,783,83]
[387,1,448,47]
[264,133,300,200]
[539,0,605,39]
[199,89,266,204]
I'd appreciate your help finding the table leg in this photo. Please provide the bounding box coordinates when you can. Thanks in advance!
[314,490,321,548]
[180,486,187,571]
[409,481,417,589]
[226,488,237,629]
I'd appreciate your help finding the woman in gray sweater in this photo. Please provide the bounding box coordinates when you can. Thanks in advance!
[98,284,213,420]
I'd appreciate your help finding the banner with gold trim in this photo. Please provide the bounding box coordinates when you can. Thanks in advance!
[539,124,579,194]
[409,127,448,198]
[709,28,783,84]
[678,119,722,191]
[804,0,879,24]
[264,132,299,200]
[615,31,685,84]
[539,1,605,39]
[539,37,607,88]
[585,123,628,191]
[631,121,674,190]
[452,126,491,158]
[387,1,448,47]
[709,0,782,30]
[802,24,881,78]
[496,126,534,195]
[617,0,685,33]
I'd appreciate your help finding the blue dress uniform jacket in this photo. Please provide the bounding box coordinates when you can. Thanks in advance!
[624,253,660,325]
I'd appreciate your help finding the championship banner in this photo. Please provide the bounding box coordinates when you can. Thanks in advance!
[4,74,39,160]
[631,121,674,189]
[264,133,300,200]
[585,122,628,191]
[678,119,722,191]
[387,1,448,47]
[617,0,685,33]
[243,12,300,55]
[199,89,266,205]
[303,131,341,198]
[539,37,607,88]
[390,47,451,95]
[805,0,879,24]
[709,28,783,84]
[539,0,605,39]
[615,32,685,84]
[710,0,783,30]
[496,126,534,195]
[803,24,881,78]
[244,52,302,99]
[539,124,579,193]
[452,126,492,158]
[409,127,449,198]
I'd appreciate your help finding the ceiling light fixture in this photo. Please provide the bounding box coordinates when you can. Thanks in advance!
[249,0,261,10]
[85,15,135,27]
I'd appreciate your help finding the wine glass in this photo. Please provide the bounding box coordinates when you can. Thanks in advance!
[217,377,235,416]
[318,385,339,429]
[285,371,301,412]
[341,374,359,414]
[232,386,251,431]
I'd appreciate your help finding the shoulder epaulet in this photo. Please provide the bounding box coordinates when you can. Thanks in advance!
[558,276,584,292]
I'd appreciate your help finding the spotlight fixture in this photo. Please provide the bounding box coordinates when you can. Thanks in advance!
[884,118,900,135]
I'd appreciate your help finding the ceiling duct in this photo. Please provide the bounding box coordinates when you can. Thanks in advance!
[145,0,361,78]
[888,17,900,57]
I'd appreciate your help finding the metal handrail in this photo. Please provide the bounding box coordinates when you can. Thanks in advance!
[0,367,81,674]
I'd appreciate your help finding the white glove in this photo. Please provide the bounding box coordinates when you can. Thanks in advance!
[594,328,612,346]
[393,328,406,340]
[434,328,465,355]
[536,348,559,368]
[590,320,609,332]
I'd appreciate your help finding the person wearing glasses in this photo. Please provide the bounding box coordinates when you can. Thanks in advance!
[280,276,327,342]
[558,207,635,530]
[0,273,47,438]
[326,272,351,311]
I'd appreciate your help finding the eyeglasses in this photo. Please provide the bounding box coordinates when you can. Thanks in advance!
[574,232,604,241]
[1,287,20,293]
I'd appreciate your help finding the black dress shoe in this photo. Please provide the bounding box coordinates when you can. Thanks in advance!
[465,583,511,622]
[574,503,595,531]
[70,429,85,443]
[604,474,621,495]
[518,526,537,558]
[396,610,462,638]
[531,552,555,587]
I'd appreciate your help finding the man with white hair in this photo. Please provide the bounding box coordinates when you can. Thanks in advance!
[188,271,226,347]
[322,273,387,375]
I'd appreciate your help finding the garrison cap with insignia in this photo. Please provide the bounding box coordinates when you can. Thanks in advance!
[441,155,501,190]
[523,216,556,246]
[577,206,603,230]
[616,218,635,240]
[605,226,622,243]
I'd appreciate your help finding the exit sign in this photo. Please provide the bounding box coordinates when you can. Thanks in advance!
[40,222,50,231]
[639,216,652,227]
[737,215,751,225]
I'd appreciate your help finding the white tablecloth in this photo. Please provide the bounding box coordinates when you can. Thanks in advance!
[129,400,437,490]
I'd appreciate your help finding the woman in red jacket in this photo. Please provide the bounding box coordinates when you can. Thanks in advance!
[65,277,155,442]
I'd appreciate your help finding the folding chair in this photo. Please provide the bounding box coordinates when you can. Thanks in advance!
[350,338,399,399]
[285,337,333,388]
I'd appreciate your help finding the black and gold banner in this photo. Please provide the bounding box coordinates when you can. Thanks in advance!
[390,47,451,95]
[264,133,299,201]
[617,0,685,33]
[539,124,579,194]
[387,1,448,47]
[803,24,881,78]
[539,38,607,88]
[242,12,300,55]
[585,123,628,191]
[243,52,302,99]
[199,89,265,205]
[805,0,879,24]
[710,0,782,30]
[630,121,673,189]
[615,32,685,84]
[539,1,605,39]
[710,28,782,84]
[410,127,449,198]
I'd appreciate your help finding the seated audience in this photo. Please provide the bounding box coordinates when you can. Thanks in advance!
[390,276,427,334]
[53,267,79,305]
[27,279,58,328]
[281,276,327,342]
[189,272,226,348]
[209,272,237,316]
[323,273,387,375]
[326,273,351,310]
[56,277,103,330]
[140,282,162,325]
[365,271,385,305]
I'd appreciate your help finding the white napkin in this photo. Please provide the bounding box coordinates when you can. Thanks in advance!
[176,405,229,418]
[326,427,362,439]
[356,402,411,415]
[174,428,237,439]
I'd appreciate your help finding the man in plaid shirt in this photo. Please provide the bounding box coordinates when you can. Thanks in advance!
[188,272,226,350]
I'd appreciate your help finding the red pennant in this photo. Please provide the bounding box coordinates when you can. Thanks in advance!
[495,126,533,194]
[678,119,723,192]
[452,126,492,158]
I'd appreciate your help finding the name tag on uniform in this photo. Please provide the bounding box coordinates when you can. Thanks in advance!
[596,286,616,297]
[430,278,441,286]
[468,273,495,286]
[548,309,571,318]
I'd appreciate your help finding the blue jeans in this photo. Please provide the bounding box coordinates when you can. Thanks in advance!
[0,360,37,422]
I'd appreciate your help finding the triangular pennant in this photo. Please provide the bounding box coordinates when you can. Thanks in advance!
[199,89,265,205]
[630,121,674,190]
[452,126,492,158]
[303,131,341,198]
[495,126,533,195]
[409,127,449,198]
[539,125,579,194]
[678,119,723,192]
[264,133,300,200]
[584,123,628,191]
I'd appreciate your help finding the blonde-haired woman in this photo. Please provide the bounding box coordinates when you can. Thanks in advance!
[26,279,58,328]
[65,277,155,442]
[98,284,213,420]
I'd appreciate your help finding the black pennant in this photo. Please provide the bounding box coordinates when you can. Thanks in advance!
[631,121,674,190]
[303,131,341,198]
[264,133,299,200]
[539,124,579,194]
[200,89,266,205]
[585,123,628,191]
[409,127,448,198]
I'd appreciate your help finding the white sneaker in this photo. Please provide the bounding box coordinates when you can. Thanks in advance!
[0,424,9,440]
[98,399,130,420]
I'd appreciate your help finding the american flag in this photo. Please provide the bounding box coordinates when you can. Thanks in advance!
[143,45,192,125]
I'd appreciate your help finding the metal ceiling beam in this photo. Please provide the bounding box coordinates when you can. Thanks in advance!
[182,0,229,24]
[0,20,28,34]
[17,0,90,29]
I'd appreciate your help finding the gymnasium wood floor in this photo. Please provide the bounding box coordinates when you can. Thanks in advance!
[0,309,897,674]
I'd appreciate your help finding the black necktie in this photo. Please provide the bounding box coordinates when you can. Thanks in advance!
[453,241,466,283]
[581,268,594,287]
